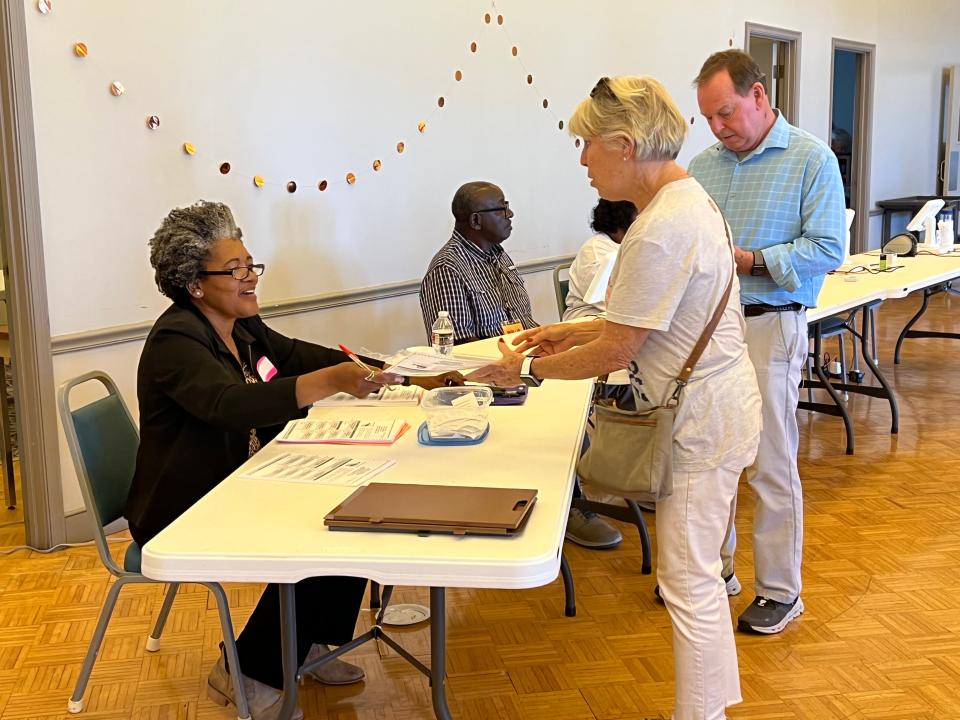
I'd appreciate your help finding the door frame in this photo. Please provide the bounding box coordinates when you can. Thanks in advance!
[744,22,802,125]
[829,38,876,255]
[0,1,65,548]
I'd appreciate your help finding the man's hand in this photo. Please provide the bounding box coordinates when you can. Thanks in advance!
[410,371,466,390]
[733,247,755,275]
[511,323,583,355]
[466,339,525,386]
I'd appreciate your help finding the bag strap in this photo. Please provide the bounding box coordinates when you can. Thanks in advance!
[666,217,736,406]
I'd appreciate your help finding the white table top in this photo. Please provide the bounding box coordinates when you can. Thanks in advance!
[808,251,960,322]
[141,337,593,589]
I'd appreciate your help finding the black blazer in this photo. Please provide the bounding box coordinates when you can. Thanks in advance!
[126,302,365,546]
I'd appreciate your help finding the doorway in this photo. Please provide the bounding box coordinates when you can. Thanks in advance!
[0,238,21,546]
[829,40,875,253]
[745,23,801,125]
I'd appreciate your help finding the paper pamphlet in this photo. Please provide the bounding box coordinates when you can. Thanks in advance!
[378,350,490,377]
[278,418,410,445]
[314,385,424,407]
[240,451,394,486]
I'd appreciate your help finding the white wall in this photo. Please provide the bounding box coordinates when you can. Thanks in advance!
[23,0,960,515]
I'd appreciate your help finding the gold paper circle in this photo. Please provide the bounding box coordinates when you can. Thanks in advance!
[372,159,382,171]
[511,46,518,57]
[470,41,477,53]
[182,142,196,155]
[417,121,427,133]
[438,96,445,108]
[109,81,125,97]
[526,74,533,85]
[219,162,231,174]
[396,142,405,153]
[286,181,297,193]
[253,175,265,188]
[146,115,160,129]
[345,172,356,185]
[484,12,491,23]
[318,179,328,191]
[455,70,462,81]
[73,42,88,58]
[497,14,504,24]
[37,0,52,15]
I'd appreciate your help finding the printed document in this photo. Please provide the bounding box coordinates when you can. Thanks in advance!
[277,418,409,445]
[241,452,394,486]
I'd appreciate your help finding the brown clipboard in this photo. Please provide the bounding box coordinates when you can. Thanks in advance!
[324,482,538,536]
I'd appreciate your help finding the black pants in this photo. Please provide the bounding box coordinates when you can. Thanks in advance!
[234,575,368,689]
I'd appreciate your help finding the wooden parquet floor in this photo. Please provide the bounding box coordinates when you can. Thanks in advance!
[3,293,960,719]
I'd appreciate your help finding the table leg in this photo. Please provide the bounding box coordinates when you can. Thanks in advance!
[560,552,576,617]
[860,306,899,434]
[429,587,453,720]
[798,324,855,455]
[894,284,960,364]
[277,584,300,720]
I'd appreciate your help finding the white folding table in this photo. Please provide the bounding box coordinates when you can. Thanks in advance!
[142,337,593,720]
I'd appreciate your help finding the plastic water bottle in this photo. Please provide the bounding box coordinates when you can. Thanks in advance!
[431,311,455,355]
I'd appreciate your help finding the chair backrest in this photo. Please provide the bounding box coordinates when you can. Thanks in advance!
[57,371,139,576]
[844,208,856,261]
[553,263,572,320]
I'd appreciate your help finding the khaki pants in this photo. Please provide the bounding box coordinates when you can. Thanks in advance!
[721,309,807,603]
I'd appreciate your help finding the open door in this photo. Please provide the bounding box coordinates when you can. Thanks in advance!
[940,65,960,195]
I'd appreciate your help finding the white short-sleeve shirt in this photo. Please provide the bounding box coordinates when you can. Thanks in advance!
[606,177,761,471]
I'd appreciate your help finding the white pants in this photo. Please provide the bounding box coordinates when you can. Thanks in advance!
[721,310,807,602]
[658,463,744,720]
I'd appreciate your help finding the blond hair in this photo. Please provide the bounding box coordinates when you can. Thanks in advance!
[569,76,686,161]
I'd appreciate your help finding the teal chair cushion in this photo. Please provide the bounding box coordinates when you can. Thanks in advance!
[71,395,139,527]
[123,541,142,573]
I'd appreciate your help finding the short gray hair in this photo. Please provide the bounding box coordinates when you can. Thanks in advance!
[569,76,686,161]
[149,201,242,301]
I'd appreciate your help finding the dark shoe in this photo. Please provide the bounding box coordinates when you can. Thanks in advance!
[565,507,622,549]
[654,573,741,604]
[737,596,804,634]
[302,643,365,686]
[207,652,304,720]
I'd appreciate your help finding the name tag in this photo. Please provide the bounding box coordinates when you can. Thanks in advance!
[256,356,278,382]
[501,320,523,334]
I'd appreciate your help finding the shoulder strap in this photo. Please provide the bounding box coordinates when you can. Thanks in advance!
[669,217,736,401]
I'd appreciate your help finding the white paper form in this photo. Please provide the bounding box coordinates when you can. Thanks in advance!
[240,452,395,486]
[313,385,424,407]
[379,350,490,377]
[277,418,409,445]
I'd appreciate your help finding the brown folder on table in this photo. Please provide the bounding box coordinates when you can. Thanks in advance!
[324,482,538,536]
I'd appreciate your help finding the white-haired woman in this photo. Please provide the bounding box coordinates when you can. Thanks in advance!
[470,77,761,720]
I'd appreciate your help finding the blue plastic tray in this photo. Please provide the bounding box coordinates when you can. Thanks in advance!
[417,421,489,446]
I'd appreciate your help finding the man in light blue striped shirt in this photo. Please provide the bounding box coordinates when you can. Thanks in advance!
[689,50,845,636]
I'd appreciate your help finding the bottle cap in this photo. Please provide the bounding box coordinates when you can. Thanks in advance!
[438,310,449,317]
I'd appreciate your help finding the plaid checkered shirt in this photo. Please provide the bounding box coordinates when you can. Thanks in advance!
[419,231,538,343]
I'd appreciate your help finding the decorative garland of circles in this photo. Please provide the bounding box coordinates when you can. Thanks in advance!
[45,0,578,195]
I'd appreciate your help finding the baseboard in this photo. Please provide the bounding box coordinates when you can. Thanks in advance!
[64,507,128,544]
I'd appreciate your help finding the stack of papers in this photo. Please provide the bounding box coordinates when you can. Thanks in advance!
[278,418,410,445]
[241,452,394,486]
[314,385,424,407]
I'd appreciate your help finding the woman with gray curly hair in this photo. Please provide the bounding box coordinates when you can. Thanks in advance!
[471,77,761,720]
[126,200,415,719]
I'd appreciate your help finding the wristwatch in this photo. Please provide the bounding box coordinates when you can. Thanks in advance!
[750,249,766,276]
[520,355,543,387]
